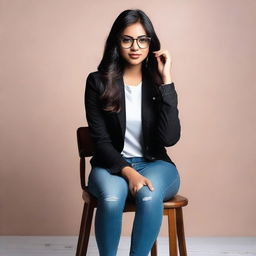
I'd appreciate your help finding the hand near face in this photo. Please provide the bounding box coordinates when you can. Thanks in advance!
[153,49,173,84]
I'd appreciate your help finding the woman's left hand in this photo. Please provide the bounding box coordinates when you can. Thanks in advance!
[153,49,172,84]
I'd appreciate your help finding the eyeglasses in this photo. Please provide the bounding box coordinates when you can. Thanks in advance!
[119,35,151,49]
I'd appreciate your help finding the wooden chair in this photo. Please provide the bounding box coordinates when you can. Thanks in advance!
[76,126,189,256]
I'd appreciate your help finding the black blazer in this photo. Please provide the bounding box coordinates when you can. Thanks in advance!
[84,70,181,174]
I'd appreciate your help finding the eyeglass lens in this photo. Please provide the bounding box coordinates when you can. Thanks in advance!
[120,36,151,49]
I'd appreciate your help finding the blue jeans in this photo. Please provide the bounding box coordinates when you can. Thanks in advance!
[87,156,180,256]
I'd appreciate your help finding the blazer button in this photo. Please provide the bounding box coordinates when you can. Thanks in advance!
[151,156,156,160]
[152,97,156,100]
[146,146,149,150]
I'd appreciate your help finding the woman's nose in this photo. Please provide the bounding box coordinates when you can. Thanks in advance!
[131,40,139,50]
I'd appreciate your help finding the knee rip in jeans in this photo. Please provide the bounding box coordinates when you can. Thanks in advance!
[142,196,152,201]
[104,195,119,201]
[136,187,153,201]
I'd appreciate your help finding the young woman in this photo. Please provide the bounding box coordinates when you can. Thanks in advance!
[84,9,181,256]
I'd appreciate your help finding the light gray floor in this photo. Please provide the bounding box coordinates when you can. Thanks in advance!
[0,236,255,256]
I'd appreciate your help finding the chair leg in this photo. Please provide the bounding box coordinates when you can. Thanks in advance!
[151,239,157,256]
[76,202,94,256]
[176,207,187,256]
[168,209,178,256]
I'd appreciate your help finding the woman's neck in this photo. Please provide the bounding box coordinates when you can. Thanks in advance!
[123,64,142,86]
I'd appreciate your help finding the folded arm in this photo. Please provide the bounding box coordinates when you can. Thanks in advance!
[154,82,181,146]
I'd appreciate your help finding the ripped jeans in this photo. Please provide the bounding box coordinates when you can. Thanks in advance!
[87,156,180,256]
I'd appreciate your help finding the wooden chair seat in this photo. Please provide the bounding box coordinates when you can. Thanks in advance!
[82,187,188,209]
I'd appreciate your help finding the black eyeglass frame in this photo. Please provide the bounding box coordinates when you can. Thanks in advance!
[119,35,152,49]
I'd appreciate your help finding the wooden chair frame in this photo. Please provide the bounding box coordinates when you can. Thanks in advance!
[76,127,188,256]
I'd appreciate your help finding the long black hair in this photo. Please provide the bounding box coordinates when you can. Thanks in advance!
[98,9,163,112]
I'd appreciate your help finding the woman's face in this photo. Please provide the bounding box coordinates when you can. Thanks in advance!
[118,22,150,67]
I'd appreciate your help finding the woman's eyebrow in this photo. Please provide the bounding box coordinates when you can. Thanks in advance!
[122,34,147,38]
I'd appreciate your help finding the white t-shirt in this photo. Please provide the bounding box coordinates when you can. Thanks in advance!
[121,81,144,158]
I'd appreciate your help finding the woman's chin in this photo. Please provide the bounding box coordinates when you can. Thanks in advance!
[126,59,143,66]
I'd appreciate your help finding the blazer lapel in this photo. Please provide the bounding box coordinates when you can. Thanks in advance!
[116,71,152,141]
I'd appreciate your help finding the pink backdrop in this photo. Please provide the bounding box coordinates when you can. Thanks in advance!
[1,0,255,236]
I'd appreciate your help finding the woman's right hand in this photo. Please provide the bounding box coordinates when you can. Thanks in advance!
[121,166,154,197]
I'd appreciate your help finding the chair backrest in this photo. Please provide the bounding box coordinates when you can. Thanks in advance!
[77,127,96,157]
[76,127,96,189]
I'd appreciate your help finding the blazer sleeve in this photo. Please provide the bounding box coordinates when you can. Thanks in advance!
[154,82,181,147]
[84,72,132,174]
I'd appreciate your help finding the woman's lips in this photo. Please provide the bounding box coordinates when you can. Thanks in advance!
[129,54,141,59]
